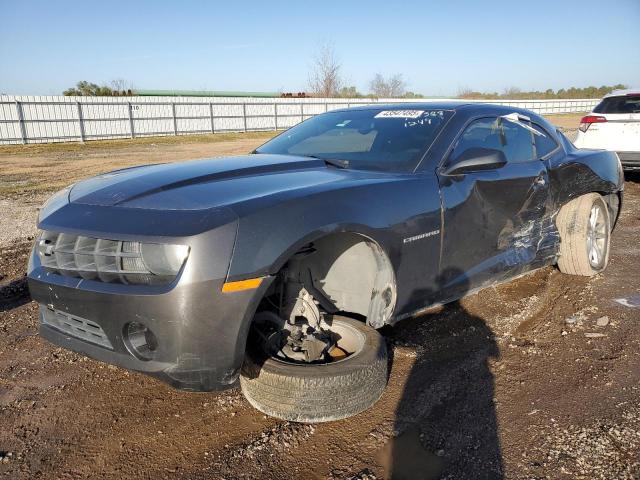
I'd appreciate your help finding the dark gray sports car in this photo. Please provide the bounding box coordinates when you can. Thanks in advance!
[27,103,623,422]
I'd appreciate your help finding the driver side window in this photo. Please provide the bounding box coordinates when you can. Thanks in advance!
[451,117,535,165]
[451,118,503,163]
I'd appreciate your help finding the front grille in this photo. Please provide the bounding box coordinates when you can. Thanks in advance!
[41,305,113,349]
[36,231,167,285]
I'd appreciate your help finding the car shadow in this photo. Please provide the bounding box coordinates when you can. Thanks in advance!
[382,269,503,479]
[0,277,31,312]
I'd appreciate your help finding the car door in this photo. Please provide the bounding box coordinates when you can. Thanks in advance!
[436,115,551,299]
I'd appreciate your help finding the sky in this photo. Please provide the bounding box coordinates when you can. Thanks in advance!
[1,0,639,96]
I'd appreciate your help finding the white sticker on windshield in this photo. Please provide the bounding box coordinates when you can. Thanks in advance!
[375,110,424,119]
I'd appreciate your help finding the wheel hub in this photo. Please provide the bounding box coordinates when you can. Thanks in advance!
[278,319,337,362]
[253,312,362,365]
[586,204,607,269]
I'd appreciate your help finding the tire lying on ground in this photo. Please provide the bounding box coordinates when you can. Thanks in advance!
[240,315,388,423]
[556,193,611,276]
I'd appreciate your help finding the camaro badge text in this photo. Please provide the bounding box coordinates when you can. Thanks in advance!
[403,229,440,244]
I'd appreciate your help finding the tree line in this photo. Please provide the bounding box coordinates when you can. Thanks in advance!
[457,84,627,100]
[63,79,135,96]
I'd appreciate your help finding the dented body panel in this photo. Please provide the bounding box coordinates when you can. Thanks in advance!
[27,103,623,390]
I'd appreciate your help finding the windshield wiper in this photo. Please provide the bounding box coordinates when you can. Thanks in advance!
[323,158,350,169]
[301,155,349,169]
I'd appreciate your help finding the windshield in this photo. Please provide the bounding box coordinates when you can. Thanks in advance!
[255,108,453,172]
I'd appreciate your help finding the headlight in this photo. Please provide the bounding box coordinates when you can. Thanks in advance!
[39,185,73,222]
[140,243,190,276]
[36,231,190,285]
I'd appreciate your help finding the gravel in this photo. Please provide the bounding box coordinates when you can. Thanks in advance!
[230,422,316,460]
[0,197,42,248]
[530,405,640,479]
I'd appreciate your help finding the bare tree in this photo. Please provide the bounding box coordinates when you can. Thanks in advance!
[456,86,474,98]
[308,44,342,98]
[502,86,522,98]
[369,73,389,97]
[110,78,135,96]
[369,73,386,97]
[387,74,406,97]
[369,73,406,98]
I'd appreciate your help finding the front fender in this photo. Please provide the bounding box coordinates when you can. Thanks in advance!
[263,223,392,278]
[226,175,444,320]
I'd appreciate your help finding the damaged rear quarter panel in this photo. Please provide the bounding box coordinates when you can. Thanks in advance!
[547,149,623,209]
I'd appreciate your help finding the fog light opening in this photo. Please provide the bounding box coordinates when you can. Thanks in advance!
[123,322,158,361]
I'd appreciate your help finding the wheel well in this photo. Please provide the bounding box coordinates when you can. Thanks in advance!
[259,232,397,328]
[607,191,622,229]
[593,191,621,229]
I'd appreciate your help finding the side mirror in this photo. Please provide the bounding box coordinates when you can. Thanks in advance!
[442,148,507,176]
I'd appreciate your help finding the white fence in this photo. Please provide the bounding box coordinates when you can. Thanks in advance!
[0,95,598,145]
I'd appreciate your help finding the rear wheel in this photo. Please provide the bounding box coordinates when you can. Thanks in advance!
[240,314,388,423]
[556,193,611,276]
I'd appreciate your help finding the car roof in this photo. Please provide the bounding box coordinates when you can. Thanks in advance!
[331,101,545,120]
[332,101,470,112]
[604,88,640,98]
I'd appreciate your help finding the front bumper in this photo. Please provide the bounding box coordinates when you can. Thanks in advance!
[27,204,272,391]
[30,274,271,391]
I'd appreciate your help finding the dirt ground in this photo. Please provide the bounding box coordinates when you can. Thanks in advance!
[1,115,639,480]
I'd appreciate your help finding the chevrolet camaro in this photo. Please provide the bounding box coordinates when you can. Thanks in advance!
[27,103,623,422]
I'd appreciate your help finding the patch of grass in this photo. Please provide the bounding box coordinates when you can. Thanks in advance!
[544,113,583,130]
[0,181,48,196]
[0,130,279,157]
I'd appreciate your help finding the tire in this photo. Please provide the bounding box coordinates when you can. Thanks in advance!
[240,315,388,423]
[556,193,611,276]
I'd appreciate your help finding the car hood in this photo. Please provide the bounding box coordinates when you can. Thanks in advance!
[69,154,393,211]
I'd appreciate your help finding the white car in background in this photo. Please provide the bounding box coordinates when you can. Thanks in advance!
[574,89,640,170]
